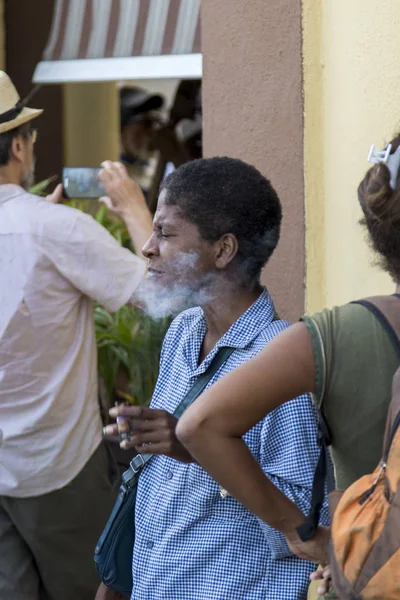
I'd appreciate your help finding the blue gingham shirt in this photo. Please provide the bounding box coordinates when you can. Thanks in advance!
[132,290,329,600]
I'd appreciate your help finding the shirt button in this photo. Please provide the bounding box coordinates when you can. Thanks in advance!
[146,541,154,549]
[166,470,173,480]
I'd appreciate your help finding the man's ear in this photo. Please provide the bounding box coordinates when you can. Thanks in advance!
[10,135,26,164]
[214,233,239,270]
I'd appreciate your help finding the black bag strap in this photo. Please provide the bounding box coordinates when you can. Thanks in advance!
[297,294,400,542]
[122,346,234,486]
[173,346,234,419]
[297,410,334,541]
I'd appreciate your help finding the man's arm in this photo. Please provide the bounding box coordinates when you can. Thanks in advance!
[46,163,153,256]
[46,163,151,309]
[45,204,146,313]
[99,161,153,255]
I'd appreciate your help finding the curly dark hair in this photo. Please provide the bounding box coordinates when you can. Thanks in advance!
[358,133,400,281]
[160,157,282,284]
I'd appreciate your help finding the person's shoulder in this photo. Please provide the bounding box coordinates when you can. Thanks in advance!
[249,291,292,342]
[43,202,97,230]
[30,195,82,234]
[313,302,365,320]
[9,191,82,240]
[304,301,383,340]
[303,299,399,380]
[255,316,292,342]
[38,201,115,244]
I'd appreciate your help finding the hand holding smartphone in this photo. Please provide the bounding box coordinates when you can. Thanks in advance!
[62,167,106,199]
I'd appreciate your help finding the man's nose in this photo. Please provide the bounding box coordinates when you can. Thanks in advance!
[142,233,158,258]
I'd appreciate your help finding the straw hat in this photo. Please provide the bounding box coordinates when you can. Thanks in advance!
[0,71,43,134]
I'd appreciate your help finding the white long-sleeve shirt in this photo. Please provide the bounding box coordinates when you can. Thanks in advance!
[0,185,146,497]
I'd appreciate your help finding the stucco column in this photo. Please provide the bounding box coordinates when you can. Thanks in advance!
[63,82,119,166]
[201,0,305,321]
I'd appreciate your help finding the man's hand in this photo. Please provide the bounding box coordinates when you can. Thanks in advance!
[98,161,147,219]
[104,405,194,463]
[286,525,330,564]
[310,565,332,596]
[98,161,153,254]
[46,183,65,204]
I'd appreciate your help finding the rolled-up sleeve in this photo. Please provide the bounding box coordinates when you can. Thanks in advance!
[48,211,146,312]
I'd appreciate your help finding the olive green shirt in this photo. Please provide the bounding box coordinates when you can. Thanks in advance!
[303,302,398,490]
[303,302,398,600]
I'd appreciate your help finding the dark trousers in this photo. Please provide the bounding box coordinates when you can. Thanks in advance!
[0,443,116,600]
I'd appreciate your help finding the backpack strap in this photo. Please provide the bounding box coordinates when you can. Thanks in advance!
[297,410,334,541]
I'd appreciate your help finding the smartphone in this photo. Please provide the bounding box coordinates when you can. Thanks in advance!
[62,167,106,199]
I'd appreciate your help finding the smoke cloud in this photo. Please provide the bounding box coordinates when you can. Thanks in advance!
[132,250,216,319]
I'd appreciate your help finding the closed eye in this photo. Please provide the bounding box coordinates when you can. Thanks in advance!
[157,230,174,239]
[153,221,176,239]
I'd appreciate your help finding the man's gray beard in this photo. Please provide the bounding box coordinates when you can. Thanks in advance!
[21,164,35,191]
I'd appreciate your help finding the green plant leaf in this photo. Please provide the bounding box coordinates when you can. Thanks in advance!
[94,304,170,406]
[30,176,57,196]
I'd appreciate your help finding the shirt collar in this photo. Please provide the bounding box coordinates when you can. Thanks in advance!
[215,288,276,350]
[184,288,277,375]
[0,184,26,204]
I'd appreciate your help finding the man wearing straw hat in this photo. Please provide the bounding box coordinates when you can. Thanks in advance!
[0,71,153,599]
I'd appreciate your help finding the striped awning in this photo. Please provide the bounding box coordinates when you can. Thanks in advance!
[33,0,201,84]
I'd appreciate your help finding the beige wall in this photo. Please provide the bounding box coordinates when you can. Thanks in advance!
[63,83,119,166]
[303,0,400,313]
[201,0,305,321]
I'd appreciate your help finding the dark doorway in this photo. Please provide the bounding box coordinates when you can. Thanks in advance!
[5,0,63,184]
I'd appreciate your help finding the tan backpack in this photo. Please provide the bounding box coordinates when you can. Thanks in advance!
[300,295,400,599]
